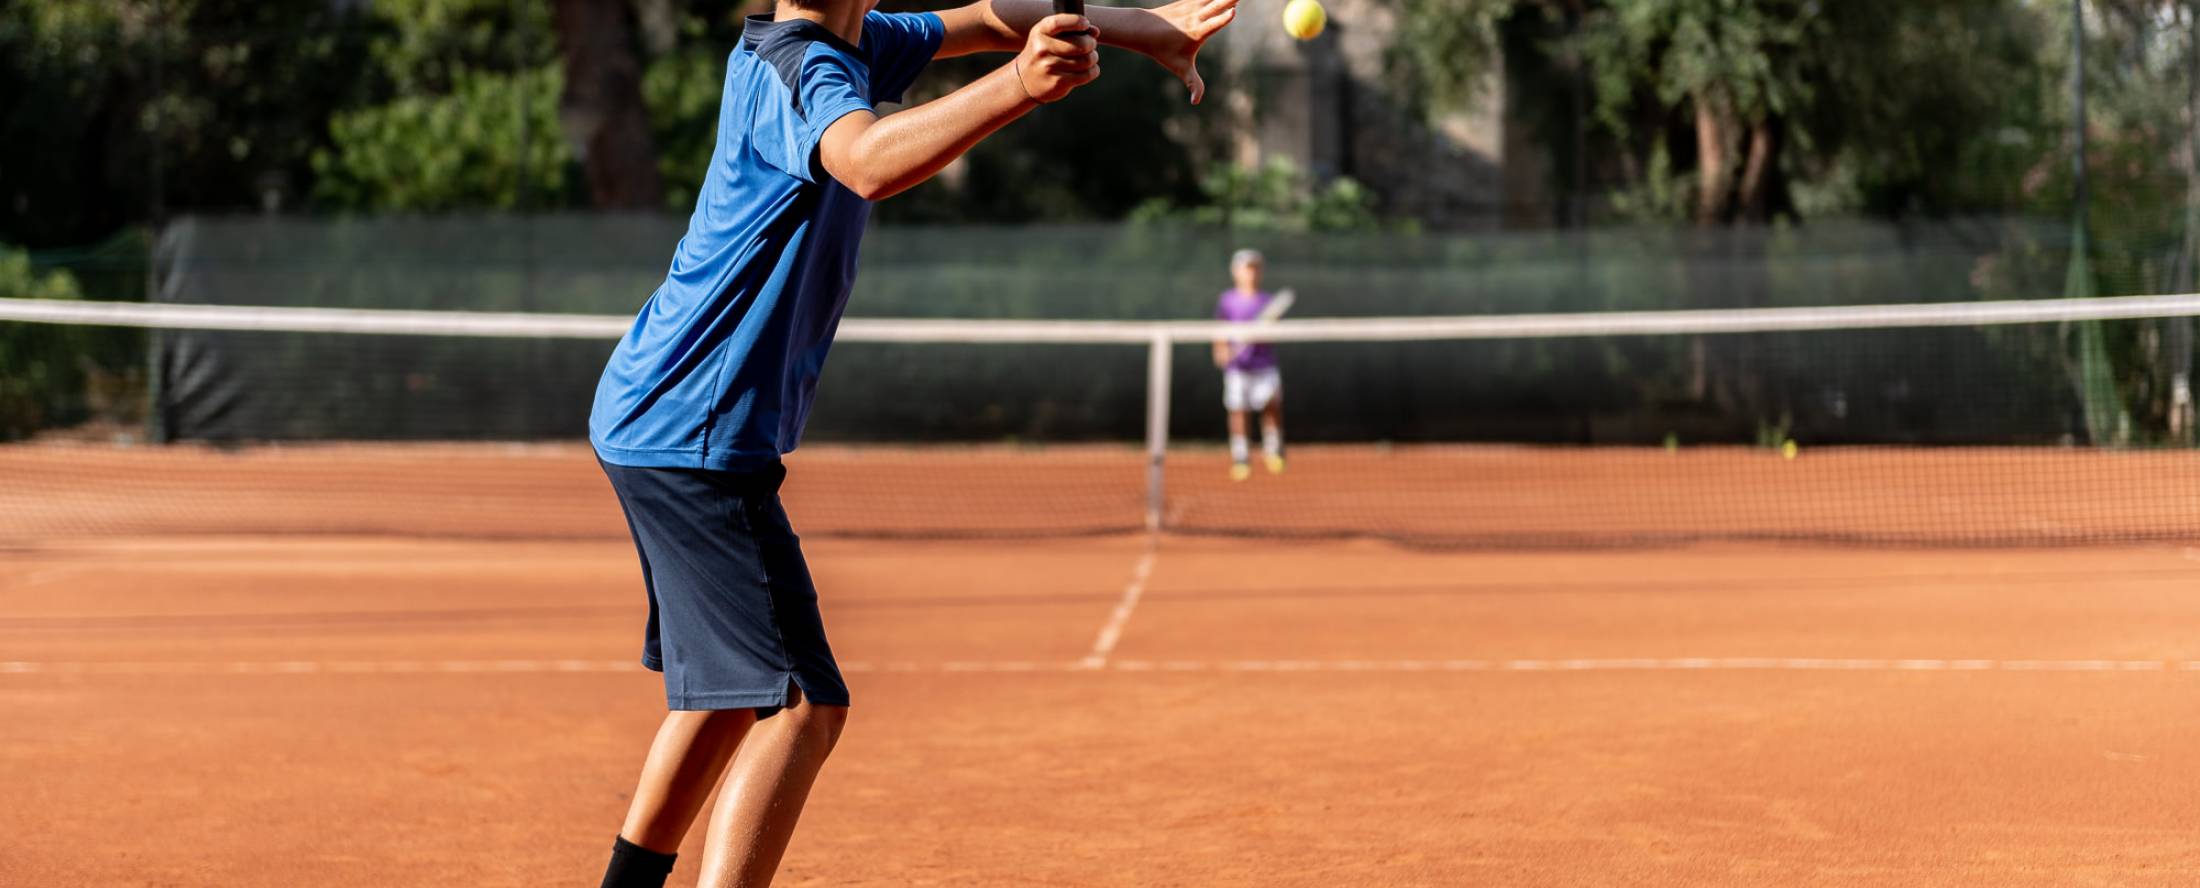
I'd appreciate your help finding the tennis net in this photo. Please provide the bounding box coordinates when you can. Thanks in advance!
[4,294,2199,547]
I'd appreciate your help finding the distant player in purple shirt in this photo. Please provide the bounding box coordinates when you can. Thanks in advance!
[1211,248,1285,480]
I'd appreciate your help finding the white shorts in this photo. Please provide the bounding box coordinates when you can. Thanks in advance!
[1222,367,1282,412]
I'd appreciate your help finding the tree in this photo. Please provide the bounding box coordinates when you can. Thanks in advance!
[308,0,575,211]
[0,0,377,246]
[0,247,89,440]
[1380,1,2059,426]
[5,0,1224,230]
[551,0,665,209]
[312,67,571,212]
[1580,0,1816,225]
[1387,0,2051,225]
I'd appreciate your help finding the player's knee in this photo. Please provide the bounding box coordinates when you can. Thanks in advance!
[782,694,849,750]
[790,703,848,756]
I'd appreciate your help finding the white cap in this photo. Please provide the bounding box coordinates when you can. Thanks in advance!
[1230,248,1265,269]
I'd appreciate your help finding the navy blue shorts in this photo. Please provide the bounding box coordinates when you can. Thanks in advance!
[599,459,849,713]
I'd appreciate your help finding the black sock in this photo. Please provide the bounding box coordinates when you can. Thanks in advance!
[599,835,677,888]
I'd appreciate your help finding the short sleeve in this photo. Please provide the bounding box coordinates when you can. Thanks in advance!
[758,46,875,183]
[862,11,945,105]
[796,48,874,142]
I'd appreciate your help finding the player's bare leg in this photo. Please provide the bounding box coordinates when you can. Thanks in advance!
[695,686,849,888]
[1260,396,1285,473]
[1227,408,1253,480]
[621,709,758,852]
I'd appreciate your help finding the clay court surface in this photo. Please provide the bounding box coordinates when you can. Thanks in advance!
[7,444,2200,885]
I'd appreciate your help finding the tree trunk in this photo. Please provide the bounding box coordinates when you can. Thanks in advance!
[631,0,680,56]
[1735,118,1779,224]
[552,0,665,210]
[1693,91,1736,226]
[2171,0,2200,445]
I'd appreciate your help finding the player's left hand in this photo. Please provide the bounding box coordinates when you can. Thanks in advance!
[1151,0,1239,104]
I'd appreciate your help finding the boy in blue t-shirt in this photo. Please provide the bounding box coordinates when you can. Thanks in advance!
[588,0,1239,885]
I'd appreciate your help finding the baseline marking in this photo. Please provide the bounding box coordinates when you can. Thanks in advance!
[7,657,2200,675]
[1079,545,1159,670]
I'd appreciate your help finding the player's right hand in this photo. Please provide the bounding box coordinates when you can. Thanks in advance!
[1016,14,1100,104]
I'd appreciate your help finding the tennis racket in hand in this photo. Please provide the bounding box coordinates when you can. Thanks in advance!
[1228,288,1294,364]
[1055,0,1094,38]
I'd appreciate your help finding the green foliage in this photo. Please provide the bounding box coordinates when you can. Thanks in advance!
[1390,1,2070,222]
[1578,0,1820,132]
[304,0,576,212]
[2045,2,2195,277]
[1807,1,2050,215]
[1131,158,1388,232]
[360,0,557,95]
[0,248,87,441]
[0,0,376,244]
[313,67,572,212]
[309,0,752,214]
[1606,141,1694,221]
[1387,0,1521,115]
[0,249,83,302]
[1571,0,1873,222]
[2028,3,2200,445]
[644,48,731,212]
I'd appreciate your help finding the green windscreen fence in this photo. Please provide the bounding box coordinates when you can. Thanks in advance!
[132,214,2178,448]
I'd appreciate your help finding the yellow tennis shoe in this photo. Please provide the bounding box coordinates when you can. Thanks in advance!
[1263,454,1286,475]
[1229,462,1252,482]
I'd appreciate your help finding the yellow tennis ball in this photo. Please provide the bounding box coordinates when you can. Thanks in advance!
[1781,440,1799,460]
[1282,0,1326,40]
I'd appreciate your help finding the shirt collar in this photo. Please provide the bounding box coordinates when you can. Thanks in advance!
[742,13,864,59]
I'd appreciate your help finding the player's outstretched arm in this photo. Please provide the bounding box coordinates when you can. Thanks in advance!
[933,0,1239,103]
[820,15,1097,201]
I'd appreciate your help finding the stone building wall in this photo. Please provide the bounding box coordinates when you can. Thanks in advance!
[1216,0,1542,229]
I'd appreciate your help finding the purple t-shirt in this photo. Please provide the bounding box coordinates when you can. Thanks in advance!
[1215,288,1279,372]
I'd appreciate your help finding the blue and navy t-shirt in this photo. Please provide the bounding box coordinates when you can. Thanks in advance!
[590,11,944,470]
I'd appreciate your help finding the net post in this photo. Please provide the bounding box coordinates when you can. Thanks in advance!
[1144,330,1172,533]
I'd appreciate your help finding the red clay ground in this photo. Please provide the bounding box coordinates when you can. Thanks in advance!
[7,441,2200,544]
[8,532,2200,886]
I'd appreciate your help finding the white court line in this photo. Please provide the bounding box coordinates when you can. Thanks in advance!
[4,657,2198,675]
[0,659,642,675]
[939,661,1045,673]
[1078,545,1159,670]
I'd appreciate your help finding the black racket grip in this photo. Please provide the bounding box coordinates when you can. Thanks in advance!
[1053,0,1094,38]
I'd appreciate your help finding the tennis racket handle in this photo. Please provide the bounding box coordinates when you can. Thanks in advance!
[1053,0,1094,38]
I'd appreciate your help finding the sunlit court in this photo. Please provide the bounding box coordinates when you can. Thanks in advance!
[12,0,2200,885]
[8,443,2200,884]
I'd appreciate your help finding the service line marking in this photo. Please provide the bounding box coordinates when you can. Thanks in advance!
[1078,544,1159,670]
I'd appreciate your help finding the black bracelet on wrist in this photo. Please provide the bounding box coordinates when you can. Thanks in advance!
[1012,58,1049,105]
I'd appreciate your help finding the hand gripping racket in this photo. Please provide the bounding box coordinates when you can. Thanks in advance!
[1055,0,1095,40]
